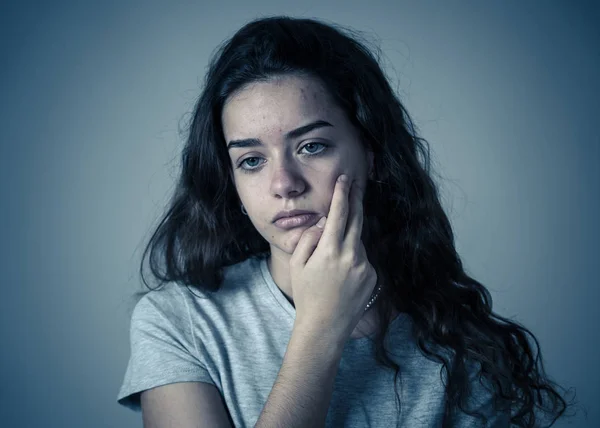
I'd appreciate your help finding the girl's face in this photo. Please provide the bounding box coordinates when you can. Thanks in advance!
[222,74,373,255]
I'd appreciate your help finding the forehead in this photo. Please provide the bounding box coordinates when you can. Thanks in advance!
[221,75,339,139]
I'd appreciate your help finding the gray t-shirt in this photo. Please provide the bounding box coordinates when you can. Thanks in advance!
[117,252,509,427]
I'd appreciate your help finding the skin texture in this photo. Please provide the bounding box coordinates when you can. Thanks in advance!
[222,74,383,337]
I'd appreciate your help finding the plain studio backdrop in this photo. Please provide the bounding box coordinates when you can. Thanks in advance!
[1,1,597,427]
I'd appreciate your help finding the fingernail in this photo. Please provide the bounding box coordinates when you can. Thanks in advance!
[338,174,348,182]
[316,216,326,228]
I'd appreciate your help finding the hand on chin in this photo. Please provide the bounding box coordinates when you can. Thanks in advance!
[277,229,307,255]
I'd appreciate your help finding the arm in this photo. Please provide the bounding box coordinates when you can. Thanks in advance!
[141,382,234,428]
[254,322,345,428]
[254,176,374,427]
[139,323,344,428]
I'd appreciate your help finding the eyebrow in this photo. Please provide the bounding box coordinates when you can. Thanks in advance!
[226,119,334,150]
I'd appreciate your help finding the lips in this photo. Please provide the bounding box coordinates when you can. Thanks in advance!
[272,209,316,223]
[273,213,320,230]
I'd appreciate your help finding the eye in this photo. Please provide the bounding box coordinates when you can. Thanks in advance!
[301,142,327,155]
[236,142,329,173]
[242,157,262,168]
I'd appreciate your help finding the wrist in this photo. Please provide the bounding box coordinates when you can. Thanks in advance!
[292,318,347,358]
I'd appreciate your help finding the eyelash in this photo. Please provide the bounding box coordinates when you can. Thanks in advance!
[236,142,329,174]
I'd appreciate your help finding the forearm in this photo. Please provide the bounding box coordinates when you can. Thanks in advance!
[254,323,345,428]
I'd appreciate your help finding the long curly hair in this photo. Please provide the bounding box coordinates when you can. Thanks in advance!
[136,16,576,427]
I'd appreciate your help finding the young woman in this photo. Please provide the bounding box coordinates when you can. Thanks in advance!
[117,16,572,427]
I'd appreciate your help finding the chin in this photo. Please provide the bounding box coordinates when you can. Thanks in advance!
[275,229,306,255]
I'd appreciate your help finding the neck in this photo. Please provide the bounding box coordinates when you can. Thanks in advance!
[267,249,294,304]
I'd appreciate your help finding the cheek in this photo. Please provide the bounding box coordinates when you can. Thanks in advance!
[239,194,272,226]
[325,159,349,180]
[235,180,261,203]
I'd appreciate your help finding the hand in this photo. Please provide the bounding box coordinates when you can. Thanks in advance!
[289,174,378,342]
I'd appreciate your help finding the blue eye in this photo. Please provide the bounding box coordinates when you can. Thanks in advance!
[302,142,323,154]
[243,157,262,168]
[237,142,329,173]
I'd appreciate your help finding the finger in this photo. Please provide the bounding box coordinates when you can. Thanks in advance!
[343,179,365,250]
[320,174,351,249]
[289,217,326,267]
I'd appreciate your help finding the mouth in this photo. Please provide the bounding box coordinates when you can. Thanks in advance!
[273,213,319,230]
[272,209,317,223]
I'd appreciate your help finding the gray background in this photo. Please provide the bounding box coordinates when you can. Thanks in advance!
[1,0,597,427]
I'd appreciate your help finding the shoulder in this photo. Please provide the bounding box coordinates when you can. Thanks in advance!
[131,282,196,324]
[130,253,268,322]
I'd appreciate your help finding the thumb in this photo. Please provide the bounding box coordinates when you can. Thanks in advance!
[290,216,327,267]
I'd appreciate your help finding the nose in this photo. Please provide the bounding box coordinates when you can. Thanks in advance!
[269,160,306,199]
